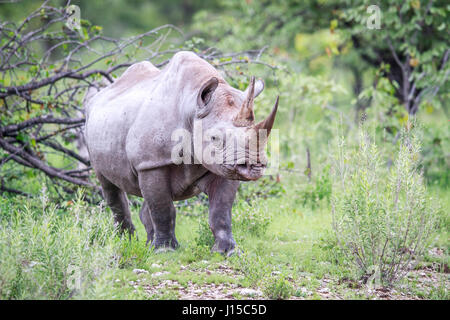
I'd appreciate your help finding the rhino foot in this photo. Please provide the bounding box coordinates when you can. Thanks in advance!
[212,238,236,257]
[152,236,179,252]
[117,224,136,241]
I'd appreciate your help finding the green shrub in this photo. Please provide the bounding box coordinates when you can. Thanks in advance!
[263,275,294,300]
[189,244,212,262]
[194,216,215,248]
[117,234,153,269]
[237,176,285,203]
[331,125,438,286]
[177,194,209,217]
[194,199,271,248]
[231,250,270,287]
[420,124,450,188]
[233,201,271,237]
[194,198,271,249]
[300,165,332,209]
[0,189,119,299]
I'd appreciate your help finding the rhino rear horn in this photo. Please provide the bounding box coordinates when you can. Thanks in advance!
[244,78,264,98]
[233,76,256,126]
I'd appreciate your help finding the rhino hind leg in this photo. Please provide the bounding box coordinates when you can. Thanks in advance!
[138,170,179,251]
[138,201,154,245]
[97,174,136,236]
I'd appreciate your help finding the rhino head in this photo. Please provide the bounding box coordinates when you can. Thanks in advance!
[192,76,279,181]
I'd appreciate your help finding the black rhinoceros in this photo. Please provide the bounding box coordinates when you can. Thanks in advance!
[84,51,278,255]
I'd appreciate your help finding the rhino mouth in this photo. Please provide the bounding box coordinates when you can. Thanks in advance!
[224,162,266,181]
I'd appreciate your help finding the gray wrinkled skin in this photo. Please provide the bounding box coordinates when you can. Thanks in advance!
[85,51,277,255]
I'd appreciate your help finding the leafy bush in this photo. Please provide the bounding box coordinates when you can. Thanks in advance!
[189,244,213,262]
[300,165,332,209]
[263,275,293,300]
[237,176,285,203]
[233,201,272,237]
[331,125,438,286]
[117,234,153,269]
[0,189,119,299]
[420,123,450,188]
[177,194,209,217]
[194,199,272,248]
[195,217,215,248]
[231,250,271,287]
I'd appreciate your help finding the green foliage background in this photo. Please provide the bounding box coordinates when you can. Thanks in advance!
[0,0,448,299]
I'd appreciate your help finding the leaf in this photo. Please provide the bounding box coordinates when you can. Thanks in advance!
[330,19,338,32]
[286,161,295,169]
[424,102,434,114]
[409,58,419,67]
[411,0,420,10]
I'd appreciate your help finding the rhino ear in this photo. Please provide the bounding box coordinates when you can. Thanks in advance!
[244,78,264,99]
[197,77,218,107]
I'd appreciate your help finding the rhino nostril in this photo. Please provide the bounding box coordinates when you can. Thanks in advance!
[247,163,266,170]
[233,161,266,171]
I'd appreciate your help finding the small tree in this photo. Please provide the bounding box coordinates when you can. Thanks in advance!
[331,123,438,286]
[340,0,449,115]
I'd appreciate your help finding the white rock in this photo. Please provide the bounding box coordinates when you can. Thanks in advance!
[318,287,330,294]
[151,271,169,277]
[133,268,149,275]
[300,287,312,295]
[29,261,39,268]
[239,288,262,296]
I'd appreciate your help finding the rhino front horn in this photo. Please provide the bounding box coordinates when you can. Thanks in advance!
[254,96,279,136]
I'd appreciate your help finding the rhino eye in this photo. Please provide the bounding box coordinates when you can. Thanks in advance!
[211,135,222,145]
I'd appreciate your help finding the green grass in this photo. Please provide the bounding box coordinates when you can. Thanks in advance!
[0,173,448,300]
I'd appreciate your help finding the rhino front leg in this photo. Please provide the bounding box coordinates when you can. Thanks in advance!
[138,169,179,250]
[139,201,154,245]
[97,174,135,235]
[198,174,240,256]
